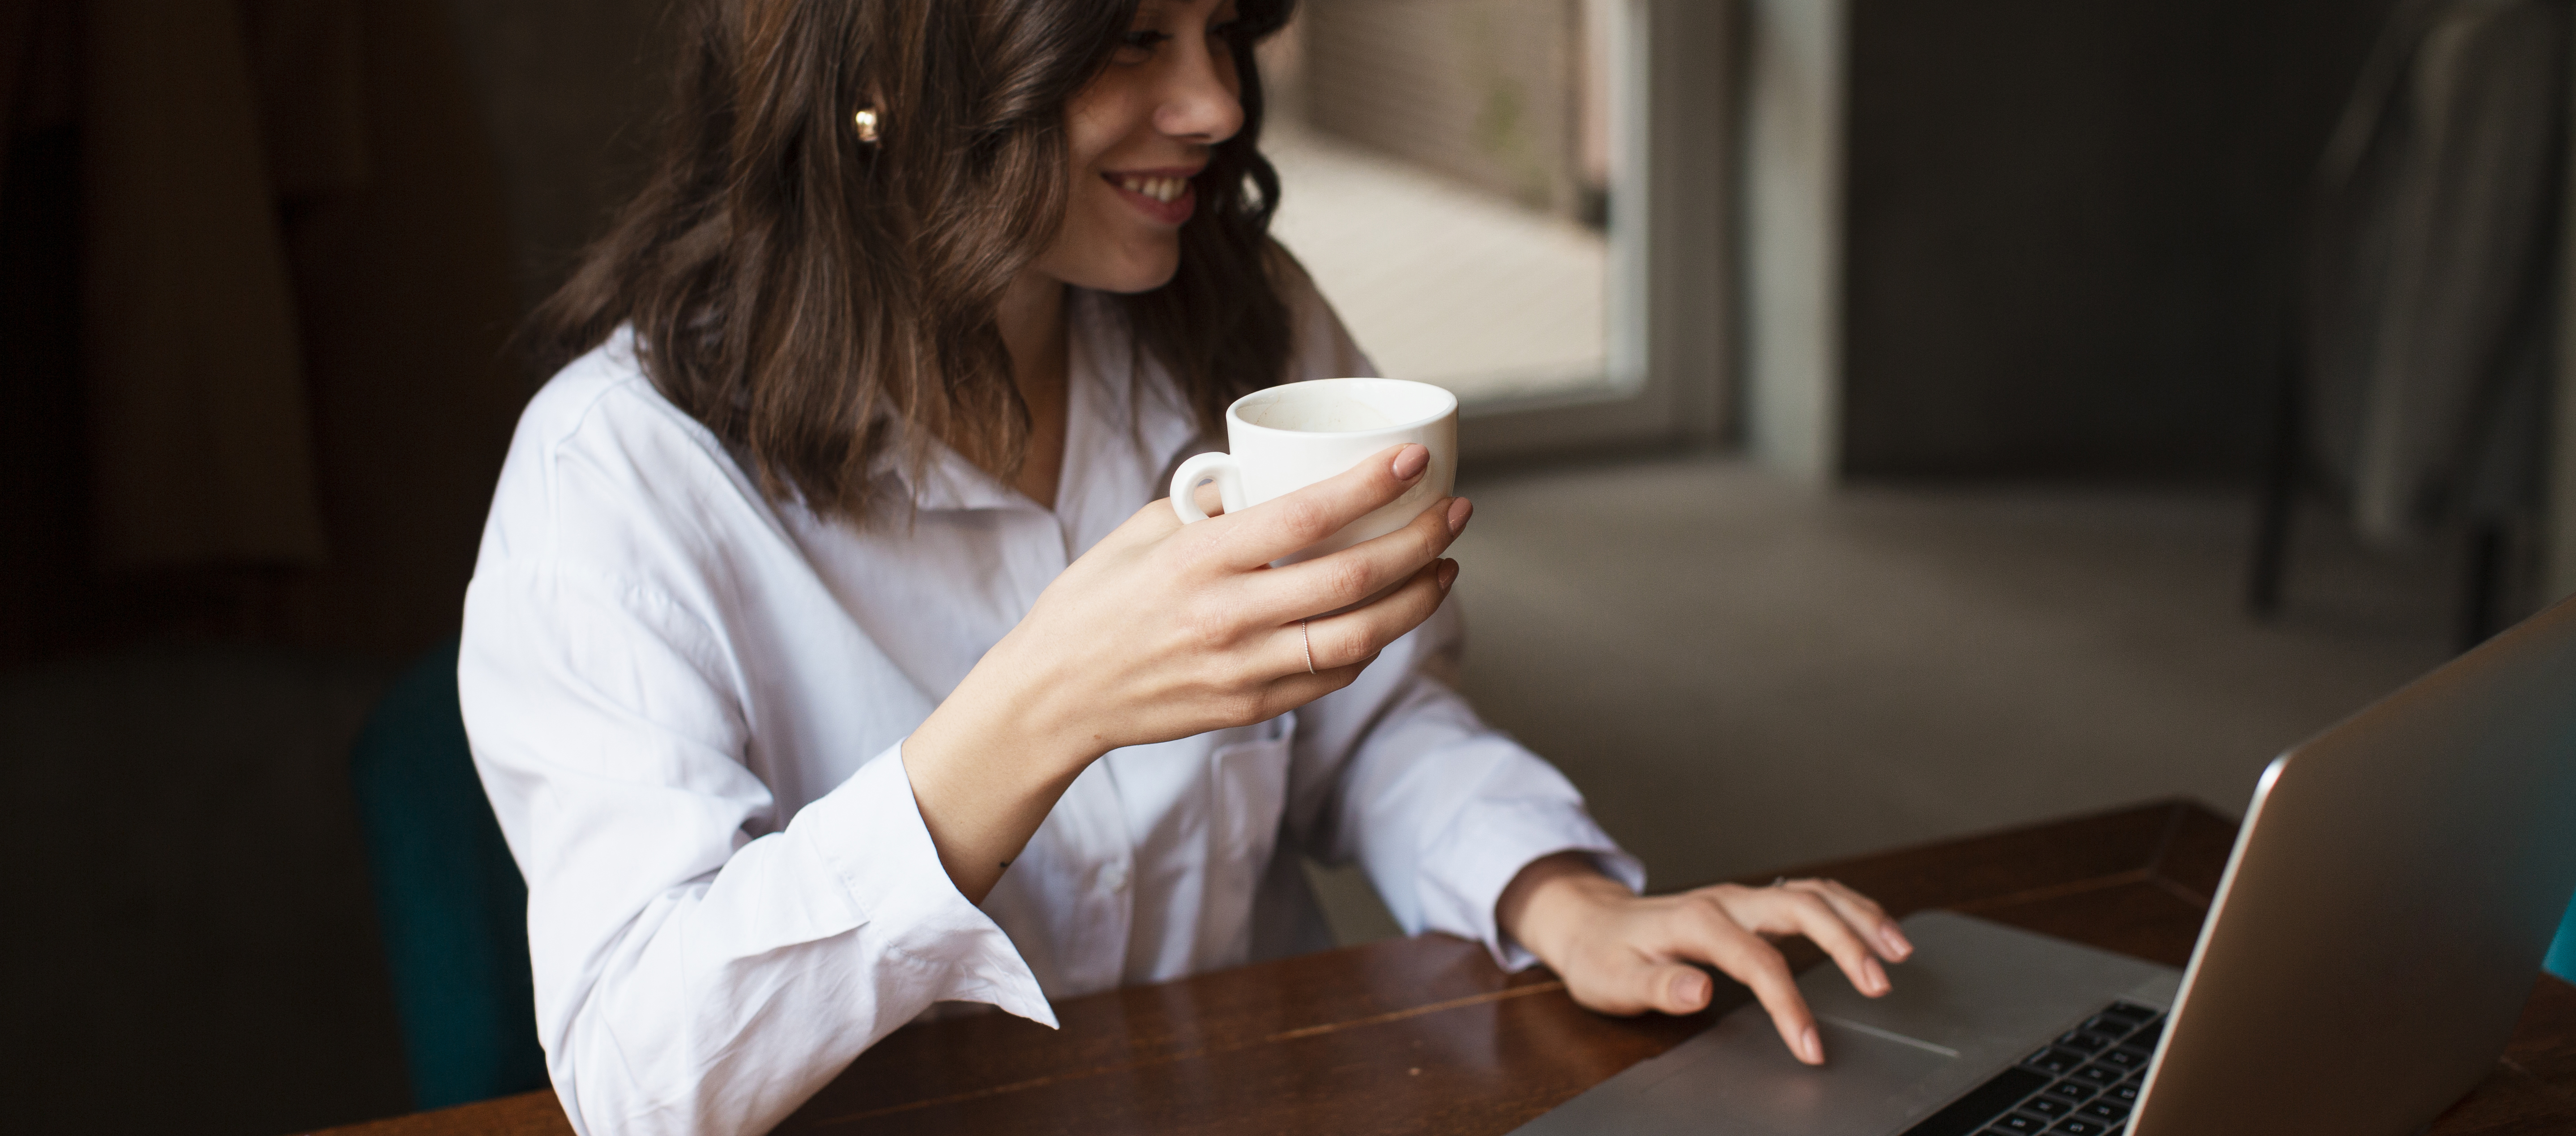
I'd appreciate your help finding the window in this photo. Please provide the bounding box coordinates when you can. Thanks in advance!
[1259,0,1729,458]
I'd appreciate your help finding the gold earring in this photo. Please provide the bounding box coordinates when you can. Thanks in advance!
[852,108,882,143]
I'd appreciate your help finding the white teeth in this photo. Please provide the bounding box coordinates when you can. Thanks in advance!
[1119,176,1185,203]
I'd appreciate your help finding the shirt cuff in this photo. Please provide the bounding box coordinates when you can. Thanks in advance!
[789,741,1058,1029]
[1416,798,1646,973]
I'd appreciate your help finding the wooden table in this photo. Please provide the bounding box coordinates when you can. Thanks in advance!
[315,800,2576,1135]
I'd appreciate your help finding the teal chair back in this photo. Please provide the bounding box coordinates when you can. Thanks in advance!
[2550,897,2576,982]
[350,639,550,1109]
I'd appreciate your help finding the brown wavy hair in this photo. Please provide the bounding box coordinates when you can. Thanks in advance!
[530,0,1297,518]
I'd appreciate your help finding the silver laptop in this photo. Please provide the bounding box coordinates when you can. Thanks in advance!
[1517,594,2576,1136]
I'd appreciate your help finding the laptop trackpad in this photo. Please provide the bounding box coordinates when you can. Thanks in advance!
[1626,1013,1957,1134]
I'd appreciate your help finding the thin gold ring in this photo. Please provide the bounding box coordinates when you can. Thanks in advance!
[1301,619,1315,674]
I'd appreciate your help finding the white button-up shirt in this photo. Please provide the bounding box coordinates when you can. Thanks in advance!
[459,281,1640,1136]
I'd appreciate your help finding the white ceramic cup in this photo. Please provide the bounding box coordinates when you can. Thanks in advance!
[1168,378,1459,563]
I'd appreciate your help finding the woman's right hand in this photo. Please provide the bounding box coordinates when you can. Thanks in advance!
[903,442,1470,900]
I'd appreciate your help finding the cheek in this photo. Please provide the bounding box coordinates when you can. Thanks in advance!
[1041,102,1187,291]
[1034,184,1183,294]
[1049,99,1123,251]
[1059,79,1132,183]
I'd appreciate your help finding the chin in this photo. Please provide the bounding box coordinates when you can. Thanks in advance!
[1133,260,1184,294]
[1100,220,1186,291]
[1107,239,1185,292]
[1090,255,1183,296]
[1042,223,1185,295]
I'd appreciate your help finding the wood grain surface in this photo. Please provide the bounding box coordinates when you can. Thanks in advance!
[305,800,2576,1135]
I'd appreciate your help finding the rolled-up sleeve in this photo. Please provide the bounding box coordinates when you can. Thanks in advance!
[461,558,1051,1136]
[1284,600,1645,970]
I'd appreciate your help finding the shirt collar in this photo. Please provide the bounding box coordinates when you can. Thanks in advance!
[1069,289,1206,493]
[866,289,1204,514]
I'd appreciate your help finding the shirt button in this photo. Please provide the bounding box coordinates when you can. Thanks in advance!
[1100,861,1129,893]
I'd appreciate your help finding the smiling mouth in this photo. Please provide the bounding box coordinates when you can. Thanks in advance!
[1103,170,1199,225]
[1115,174,1189,202]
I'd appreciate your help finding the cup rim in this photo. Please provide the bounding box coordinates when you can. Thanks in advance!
[1224,378,1459,437]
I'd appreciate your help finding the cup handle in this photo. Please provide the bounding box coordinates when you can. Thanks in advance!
[1170,452,1247,523]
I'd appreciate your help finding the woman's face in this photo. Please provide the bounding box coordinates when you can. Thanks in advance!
[1033,0,1247,294]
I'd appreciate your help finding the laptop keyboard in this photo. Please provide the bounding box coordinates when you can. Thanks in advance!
[1897,1000,2165,1136]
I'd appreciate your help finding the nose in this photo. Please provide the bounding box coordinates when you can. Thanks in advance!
[1153,34,1244,144]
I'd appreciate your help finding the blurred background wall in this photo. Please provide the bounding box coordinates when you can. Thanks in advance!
[1839,0,2397,480]
[0,0,675,672]
[1,1,668,1131]
[1745,0,2401,481]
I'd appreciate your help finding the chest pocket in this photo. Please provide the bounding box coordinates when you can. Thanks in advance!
[1188,711,1297,970]
[1208,712,1295,877]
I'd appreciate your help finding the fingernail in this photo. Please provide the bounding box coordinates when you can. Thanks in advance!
[1801,1026,1824,1064]
[1880,924,1913,959]
[1445,496,1472,534]
[1864,957,1888,996]
[1673,972,1709,1008]
[1391,444,1429,481]
[1436,559,1458,591]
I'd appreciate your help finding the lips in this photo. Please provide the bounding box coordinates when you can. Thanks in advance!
[1105,169,1198,225]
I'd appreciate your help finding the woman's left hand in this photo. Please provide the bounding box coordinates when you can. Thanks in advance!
[1495,852,1914,1066]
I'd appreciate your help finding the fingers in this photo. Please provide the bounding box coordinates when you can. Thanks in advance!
[1205,444,1433,569]
[1252,493,1467,623]
[1285,617,1318,676]
[1785,878,1913,962]
[1289,557,1454,675]
[1658,883,1912,1065]
[1555,935,1716,1018]
[1191,476,1228,518]
[1647,964,1715,1015]
[1677,903,1825,1065]
[1543,880,1912,1070]
[1252,651,1377,713]
[1749,885,1890,1000]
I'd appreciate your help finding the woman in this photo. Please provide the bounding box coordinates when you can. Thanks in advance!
[461,1,1913,1132]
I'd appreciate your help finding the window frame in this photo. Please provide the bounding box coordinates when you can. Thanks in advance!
[1458,0,1735,460]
